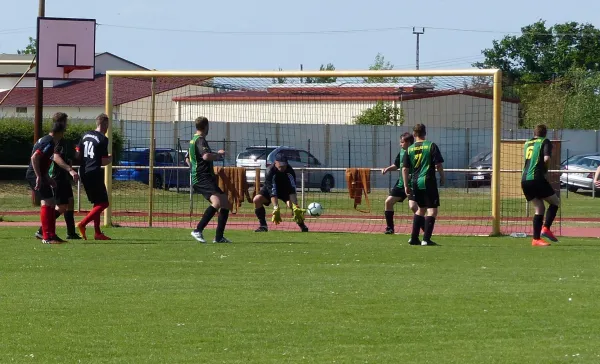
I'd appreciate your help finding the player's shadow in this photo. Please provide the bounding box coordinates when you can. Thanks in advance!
[248,240,309,245]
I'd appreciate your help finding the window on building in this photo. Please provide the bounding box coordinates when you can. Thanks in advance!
[16,107,27,113]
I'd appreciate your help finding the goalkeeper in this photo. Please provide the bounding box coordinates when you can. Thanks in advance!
[253,153,309,232]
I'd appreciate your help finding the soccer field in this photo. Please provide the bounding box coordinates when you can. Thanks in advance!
[2,227,600,363]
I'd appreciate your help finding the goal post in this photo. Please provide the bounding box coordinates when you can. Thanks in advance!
[103,68,503,235]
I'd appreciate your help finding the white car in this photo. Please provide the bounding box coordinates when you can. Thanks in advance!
[559,155,600,192]
[235,146,335,192]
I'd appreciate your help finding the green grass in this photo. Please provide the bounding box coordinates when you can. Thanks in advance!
[2,227,600,363]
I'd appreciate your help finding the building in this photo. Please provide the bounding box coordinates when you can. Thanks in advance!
[0,52,214,120]
[173,82,520,129]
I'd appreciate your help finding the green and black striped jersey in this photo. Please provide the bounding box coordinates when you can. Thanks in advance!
[522,137,552,182]
[189,134,215,184]
[402,140,444,190]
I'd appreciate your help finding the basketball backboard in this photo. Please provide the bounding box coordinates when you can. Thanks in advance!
[36,17,96,81]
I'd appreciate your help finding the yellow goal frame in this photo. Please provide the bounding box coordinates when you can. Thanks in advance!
[104,69,503,235]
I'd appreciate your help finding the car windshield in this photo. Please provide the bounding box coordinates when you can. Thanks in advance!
[238,148,276,160]
[120,151,147,163]
[469,151,491,164]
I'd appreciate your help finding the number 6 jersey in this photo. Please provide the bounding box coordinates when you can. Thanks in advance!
[76,130,109,176]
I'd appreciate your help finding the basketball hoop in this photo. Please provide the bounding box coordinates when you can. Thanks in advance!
[63,65,92,77]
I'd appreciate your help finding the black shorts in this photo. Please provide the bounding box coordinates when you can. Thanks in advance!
[258,187,295,206]
[54,179,74,205]
[413,185,440,209]
[27,177,55,201]
[193,178,224,201]
[389,182,410,202]
[521,179,555,202]
[82,174,109,204]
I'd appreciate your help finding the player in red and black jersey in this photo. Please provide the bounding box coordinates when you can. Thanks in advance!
[34,113,81,240]
[25,119,71,244]
[74,113,112,240]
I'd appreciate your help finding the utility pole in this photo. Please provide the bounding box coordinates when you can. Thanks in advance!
[412,27,425,70]
[34,0,45,143]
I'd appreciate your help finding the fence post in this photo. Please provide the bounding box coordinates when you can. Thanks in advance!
[77,166,81,213]
[348,139,351,168]
[307,138,311,194]
[148,77,156,228]
[388,139,392,190]
[301,168,306,208]
[176,137,181,193]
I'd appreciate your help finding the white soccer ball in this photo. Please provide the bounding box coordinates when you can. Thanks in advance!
[307,202,324,217]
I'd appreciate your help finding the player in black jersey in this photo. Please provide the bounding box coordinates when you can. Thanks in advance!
[34,113,81,240]
[252,153,308,232]
[521,124,560,246]
[188,117,232,243]
[402,124,445,246]
[25,119,72,244]
[75,113,112,240]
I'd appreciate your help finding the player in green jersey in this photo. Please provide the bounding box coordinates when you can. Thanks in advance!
[521,124,560,246]
[381,132,419,234]
[402,124,445,246]
[189,117,232,244]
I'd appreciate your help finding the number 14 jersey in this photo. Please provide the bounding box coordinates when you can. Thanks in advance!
[76,130,109,175]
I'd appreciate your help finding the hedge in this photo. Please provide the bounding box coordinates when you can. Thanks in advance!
[0,117,123,180]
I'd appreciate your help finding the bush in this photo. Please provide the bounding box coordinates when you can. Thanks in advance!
[0,117,123,180]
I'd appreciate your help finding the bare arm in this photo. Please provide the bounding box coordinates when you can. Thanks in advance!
[102,155,112,166]
[402,167,410,192]
[202,150,225,161]
[31,153,43,179]
[271,196,279,208]
[436,163,445,186]
[382,165,399,174]
[594,166,600,188]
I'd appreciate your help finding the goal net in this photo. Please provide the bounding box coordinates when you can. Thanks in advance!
[104,70,519,236]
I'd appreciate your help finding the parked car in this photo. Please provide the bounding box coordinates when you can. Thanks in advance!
[113,148,190,189]
[559,155,600,192]
[466,150,492,188]
[235,145,335,192]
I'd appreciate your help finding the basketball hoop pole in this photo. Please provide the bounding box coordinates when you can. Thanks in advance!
[33,0,45,144]
[32,0,45,207]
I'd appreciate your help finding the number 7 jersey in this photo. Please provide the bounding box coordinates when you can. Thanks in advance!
[76,130,109,175]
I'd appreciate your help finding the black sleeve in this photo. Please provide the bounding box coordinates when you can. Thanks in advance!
[394,153,401,168]
[75,137,84,160]
[196,137,210,158]
[287,167,297,190]
[431,143,444,165]
[40,139,55,160]
[100,137,109,157]
[542,139,552,158]
[402,150,411,169]
[264,167,274,194]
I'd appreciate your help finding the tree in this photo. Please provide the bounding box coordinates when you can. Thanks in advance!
[272,67,287,84]
[305,63,337,83]
[364,53,398,83]
[17,37,36,55]
[353,101,404,126]
[474,20,600,84]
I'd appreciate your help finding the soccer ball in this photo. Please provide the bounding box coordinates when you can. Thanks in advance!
[307,202,324,217]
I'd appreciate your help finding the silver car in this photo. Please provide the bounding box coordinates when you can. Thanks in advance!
[559,155,600,192]
[235,146,335,192]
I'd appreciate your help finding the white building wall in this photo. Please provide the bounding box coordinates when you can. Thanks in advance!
[0,106,102,119]
[178,95,519,129]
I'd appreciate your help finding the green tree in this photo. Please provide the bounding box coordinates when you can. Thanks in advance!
[474,20,600,84]
[17,37,36,55]
[364,53,398,83]
[353,101,404,126]
[272,67,287,84]
[305,63,337,83]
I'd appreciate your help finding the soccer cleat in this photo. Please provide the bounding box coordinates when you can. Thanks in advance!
[408,238,421,246]
[541,227,558,242]
[421,240,438,246]
[42,238,64,244]
[77,224,87,240]
[34,231,43,240]
[94,233,111,240]
[254,226,269,232]
[299,224,309,233]
[384,227,394,235]
[532,238,550,247]
[191,230,206,243]
[213,237,232,243]
[66,234,82,240]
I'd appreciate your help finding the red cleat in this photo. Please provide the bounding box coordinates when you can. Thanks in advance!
[77,224,87,240]
[541,227,558,242]
[532,238,550,247]
[94,233,111,240]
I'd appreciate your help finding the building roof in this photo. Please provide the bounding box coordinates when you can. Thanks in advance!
[0,75,211,107]
[173,89,520,103]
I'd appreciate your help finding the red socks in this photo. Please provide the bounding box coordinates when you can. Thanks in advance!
[40,205,56,240]
[79,202,109,234]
